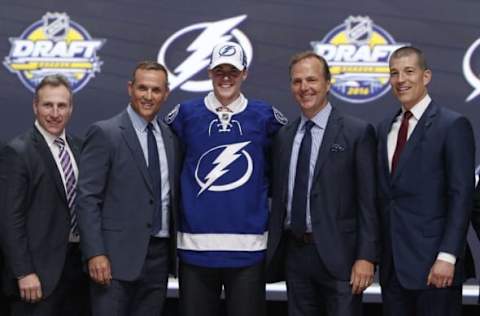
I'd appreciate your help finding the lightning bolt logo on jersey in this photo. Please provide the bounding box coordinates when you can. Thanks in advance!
[166,95,286,268]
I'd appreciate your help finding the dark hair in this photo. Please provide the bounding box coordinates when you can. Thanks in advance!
[34,74,73,103]
[131,61,169,88]
[389,46,428,70]
[289,51,331,81]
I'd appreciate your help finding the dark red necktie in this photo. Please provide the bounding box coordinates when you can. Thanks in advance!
[391,111,412,174]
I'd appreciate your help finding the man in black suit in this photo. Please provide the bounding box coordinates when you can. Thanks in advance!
[0,75,89,315]
[76,61,180,316]
[377,47,474,316]
[0,140,10,316]
[266,51,379,316]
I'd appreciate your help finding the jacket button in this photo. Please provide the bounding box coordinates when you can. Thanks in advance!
[146,223,152,228]
[149,199,154,204]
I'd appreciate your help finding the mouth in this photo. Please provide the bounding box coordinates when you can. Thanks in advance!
[396,86,410,93]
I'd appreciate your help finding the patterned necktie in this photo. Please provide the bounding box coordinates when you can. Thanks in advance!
[54,137,78,237]
[147,123,162,235]
[391,111,413,174]
[291,120,314,238]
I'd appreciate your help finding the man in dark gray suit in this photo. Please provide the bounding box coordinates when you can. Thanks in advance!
[266,52,379,316]
[76,61,181,316]
[0,75,89,315]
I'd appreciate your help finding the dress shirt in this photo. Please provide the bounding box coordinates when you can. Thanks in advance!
[285,103,332,232]
[127,105,170,237]
[386,94,455,265]
[35,120,79,242]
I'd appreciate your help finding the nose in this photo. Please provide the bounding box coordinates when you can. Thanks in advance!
[52,105,60,117]
[300,80,308,91]
[145,89,152,100]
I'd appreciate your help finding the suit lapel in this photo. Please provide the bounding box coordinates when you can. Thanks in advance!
[392,102,437,181]
[312,109,342,180]
[279,119,300,205]
[159,120,176,199]
[119,111,153,193]
[380,112,399,182]
[32,127,68,203]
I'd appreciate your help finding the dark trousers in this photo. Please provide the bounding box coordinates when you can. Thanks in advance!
[179,261,266,316]
[382,266,462,316]
[90,237,169,316]
[11,243,90,316]
[285,237,362,316]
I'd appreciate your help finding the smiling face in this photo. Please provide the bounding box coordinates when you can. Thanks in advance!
[128,68,169,121]
[33,84,73,136]
[208,64,247,106]
[389,54,431,110]
[290,56,331,118]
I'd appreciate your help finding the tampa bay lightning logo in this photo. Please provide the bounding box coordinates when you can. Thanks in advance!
[195,141,253,196]
[219,45,236,56]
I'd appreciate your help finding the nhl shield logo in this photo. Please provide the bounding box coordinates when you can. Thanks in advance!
[43,12,69,41]
[345,16,373,45]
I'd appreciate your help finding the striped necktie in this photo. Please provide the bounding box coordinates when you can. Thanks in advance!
[54,137,78,238]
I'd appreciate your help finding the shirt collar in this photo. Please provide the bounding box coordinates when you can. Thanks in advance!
[300,102,332,130]
[204,91,248,114]
[34,120,66,146]
[402,94,431,121]
[127,104,159,133]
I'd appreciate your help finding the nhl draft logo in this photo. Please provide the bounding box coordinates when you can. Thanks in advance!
[3,12,105,93]
[195,141,253,196]
[311,16,406,103]
[463,38,480,102]
[157,15,253,92]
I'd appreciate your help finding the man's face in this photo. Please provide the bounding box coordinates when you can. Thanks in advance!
[128,69,169,121]
[389,54,431,110]
[33,85,73,136]
[290,57,331,118]
[208,64,247,106]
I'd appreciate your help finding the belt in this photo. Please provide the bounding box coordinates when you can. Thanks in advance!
[287,231,314,244]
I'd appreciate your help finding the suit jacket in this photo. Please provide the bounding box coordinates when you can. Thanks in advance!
[76,110,181,280]
[0,128,82,297]
[266,108,379,282]
[377,101,475,289]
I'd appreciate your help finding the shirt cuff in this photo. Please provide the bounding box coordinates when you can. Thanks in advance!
[437,252,456,265]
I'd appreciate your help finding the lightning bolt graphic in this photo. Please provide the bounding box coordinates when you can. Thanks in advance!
[169,15,247,90]
[198,141,251,196]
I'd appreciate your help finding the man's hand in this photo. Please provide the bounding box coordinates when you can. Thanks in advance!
[18,273,42,303]
[427,259,454,288]
[88,255,112,285]
[350,259,374,294]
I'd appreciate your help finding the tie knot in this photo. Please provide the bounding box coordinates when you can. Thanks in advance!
[304,120,314,132]
[403,111,413,120]
[147,122,155,132]
[54,137,65,149]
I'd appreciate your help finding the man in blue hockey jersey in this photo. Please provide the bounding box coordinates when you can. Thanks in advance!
[166,42,287,316]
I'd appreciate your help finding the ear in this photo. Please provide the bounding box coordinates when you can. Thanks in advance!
[127,81,133,97]
[32,100,38,115]
[242,69,248,81]
[423,69,432,86]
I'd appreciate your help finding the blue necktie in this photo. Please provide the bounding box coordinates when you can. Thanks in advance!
[147,123,162,235]
[291,120,314,238]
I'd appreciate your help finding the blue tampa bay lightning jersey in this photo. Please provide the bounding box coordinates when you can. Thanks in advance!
[166,94,287,268]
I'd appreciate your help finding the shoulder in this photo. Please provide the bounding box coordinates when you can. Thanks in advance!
[333,109,373,132]
[246,99,288,125]
[164,97,205,125]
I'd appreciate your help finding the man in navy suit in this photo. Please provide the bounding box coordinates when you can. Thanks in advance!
[266,51,379,316]
[76,61,180,316]
[377,46,475,316]
[0,75,89,315]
